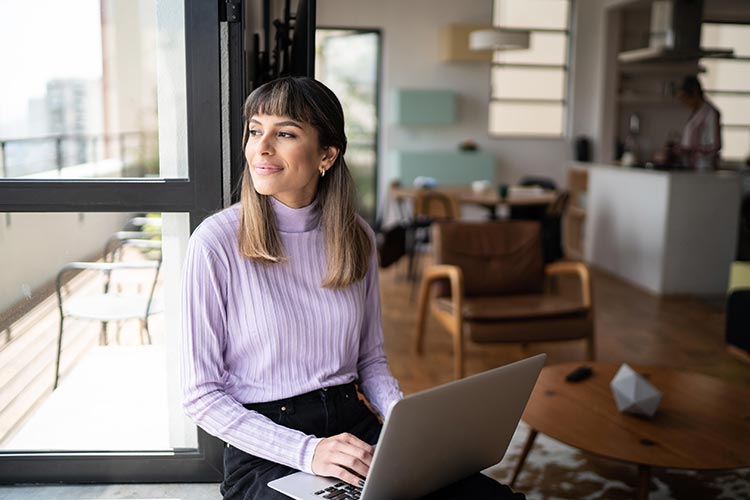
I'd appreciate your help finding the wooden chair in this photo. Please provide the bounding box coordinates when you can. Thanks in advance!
[416,220,595,379]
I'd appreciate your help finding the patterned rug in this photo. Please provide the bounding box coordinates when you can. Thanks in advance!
[484,421,750,500]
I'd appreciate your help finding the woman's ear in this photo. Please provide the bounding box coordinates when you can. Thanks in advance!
[320,146,340,169]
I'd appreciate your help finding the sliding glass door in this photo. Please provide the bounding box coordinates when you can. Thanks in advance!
[0,0,224,482]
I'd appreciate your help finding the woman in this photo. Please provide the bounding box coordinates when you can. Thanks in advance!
[677,75,722,170]
[180,77,523,500]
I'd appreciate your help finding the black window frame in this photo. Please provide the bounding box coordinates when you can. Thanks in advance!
[0,0,225,483]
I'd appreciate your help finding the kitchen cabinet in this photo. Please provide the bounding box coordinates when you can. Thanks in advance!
[583,164,741,295]
[389,150,495,186]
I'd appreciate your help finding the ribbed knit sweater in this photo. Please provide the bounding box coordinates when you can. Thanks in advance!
[180,197,403,473]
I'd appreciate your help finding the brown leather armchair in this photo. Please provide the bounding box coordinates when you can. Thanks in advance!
[415,220,595,379]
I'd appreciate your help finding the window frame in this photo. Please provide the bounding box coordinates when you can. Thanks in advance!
[700,21,750,162]
[488,0,573,139]
[0,0,224,483]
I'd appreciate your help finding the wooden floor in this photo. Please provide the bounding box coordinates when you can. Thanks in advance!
[0,251,747,449]
[379,257,750,396]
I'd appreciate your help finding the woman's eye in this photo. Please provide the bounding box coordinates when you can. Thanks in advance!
[278,131,296,138]
[249,129,262,137]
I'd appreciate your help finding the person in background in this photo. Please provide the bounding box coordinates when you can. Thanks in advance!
[677,75,722,171]
[180,76,525,500]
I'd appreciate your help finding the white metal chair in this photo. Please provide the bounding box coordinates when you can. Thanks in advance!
[53,239,162,388]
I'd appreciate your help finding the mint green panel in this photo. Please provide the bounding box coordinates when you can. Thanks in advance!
[393,89,456,126]
[390,151,495,185]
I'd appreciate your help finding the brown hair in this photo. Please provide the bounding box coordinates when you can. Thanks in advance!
[238,77,371,288]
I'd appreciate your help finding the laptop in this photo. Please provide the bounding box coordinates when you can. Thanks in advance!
[268,354,545,500]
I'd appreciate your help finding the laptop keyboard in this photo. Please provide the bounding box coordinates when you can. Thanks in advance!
[314,482,362,499]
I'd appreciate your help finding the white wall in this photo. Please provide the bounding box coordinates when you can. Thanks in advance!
[317,0,610,207]
[0,213,133,314]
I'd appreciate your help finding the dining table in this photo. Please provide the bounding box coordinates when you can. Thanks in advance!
[390,184,557,220]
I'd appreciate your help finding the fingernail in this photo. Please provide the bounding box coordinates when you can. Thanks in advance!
[358,480,365,487]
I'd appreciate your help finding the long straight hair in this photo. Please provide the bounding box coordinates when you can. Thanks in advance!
[238,77,371,289]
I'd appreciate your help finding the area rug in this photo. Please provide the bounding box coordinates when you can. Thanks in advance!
[484,421,750,500]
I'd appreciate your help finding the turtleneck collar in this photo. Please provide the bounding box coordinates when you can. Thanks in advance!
[269,196,321,233]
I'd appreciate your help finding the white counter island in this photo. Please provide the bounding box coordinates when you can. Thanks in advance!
[581,163,742,295]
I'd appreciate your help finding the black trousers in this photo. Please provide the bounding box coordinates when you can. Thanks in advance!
[221,383,525,500]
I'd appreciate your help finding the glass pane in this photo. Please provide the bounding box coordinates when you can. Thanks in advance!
[700,60,750,92]
[492,67,566,100]
[0,0,187,179]
[489,101,565,136]
[702,23,750,58]
[493,0,569,30]
[722,128,750,161]
[707,94,750,126]
[493,32,568,65]
[0,212,195,451]
[316,30,380,223]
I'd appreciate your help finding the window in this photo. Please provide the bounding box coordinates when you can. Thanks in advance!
[0,0,224,483]
[700,23,750,162]
[489,0,571,137]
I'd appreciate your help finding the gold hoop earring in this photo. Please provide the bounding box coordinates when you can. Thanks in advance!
[319,167,326,177]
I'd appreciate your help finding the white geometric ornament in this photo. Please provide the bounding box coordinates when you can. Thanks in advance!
[609,363,663,418]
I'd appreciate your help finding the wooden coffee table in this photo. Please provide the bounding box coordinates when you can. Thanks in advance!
[510,362,750,499]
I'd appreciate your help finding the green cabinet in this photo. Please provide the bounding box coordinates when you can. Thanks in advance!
[390,150,495,185]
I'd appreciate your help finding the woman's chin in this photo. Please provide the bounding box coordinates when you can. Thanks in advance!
[251,179,277,197]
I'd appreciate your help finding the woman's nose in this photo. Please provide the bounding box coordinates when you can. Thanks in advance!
[257,134,274,155]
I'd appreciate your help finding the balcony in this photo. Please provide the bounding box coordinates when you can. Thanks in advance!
[0,212,169,451]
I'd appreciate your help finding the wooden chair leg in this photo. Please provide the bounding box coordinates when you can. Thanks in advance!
[409,251,422,303]
[415,280,430,355]
[510,428,538,488]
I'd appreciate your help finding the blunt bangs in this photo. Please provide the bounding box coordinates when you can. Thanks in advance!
[244,79,316,126]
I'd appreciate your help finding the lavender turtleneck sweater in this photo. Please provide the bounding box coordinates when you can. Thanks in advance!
[180,197,403,473]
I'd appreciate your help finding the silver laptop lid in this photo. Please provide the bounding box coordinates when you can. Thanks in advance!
[360,354,546,500]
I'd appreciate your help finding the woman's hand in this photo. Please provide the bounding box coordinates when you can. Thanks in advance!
[311,433,374,487]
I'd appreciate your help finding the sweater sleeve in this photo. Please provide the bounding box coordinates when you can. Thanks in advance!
[179,231,322,473]
[355,227,404,418]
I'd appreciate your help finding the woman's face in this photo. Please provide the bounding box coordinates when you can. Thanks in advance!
[245,113,337,208]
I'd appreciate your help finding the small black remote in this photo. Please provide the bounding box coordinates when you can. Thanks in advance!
[566,365,593,382]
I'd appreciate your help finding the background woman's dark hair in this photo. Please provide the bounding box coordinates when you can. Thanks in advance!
[238,77,372,288]
[680,75,704,99]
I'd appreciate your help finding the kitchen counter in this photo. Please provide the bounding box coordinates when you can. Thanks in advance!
[575,163,742,295]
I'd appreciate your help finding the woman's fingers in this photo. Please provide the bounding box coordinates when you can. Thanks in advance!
[311,433,374,487]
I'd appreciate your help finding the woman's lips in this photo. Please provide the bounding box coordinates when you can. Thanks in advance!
[254,163,282,175]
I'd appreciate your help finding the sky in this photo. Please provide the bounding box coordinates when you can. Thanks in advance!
[0,0,102,134]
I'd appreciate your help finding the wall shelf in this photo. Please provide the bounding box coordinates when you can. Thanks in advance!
[391,89,457,126]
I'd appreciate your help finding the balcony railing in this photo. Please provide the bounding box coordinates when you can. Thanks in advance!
[0,131,158,178]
